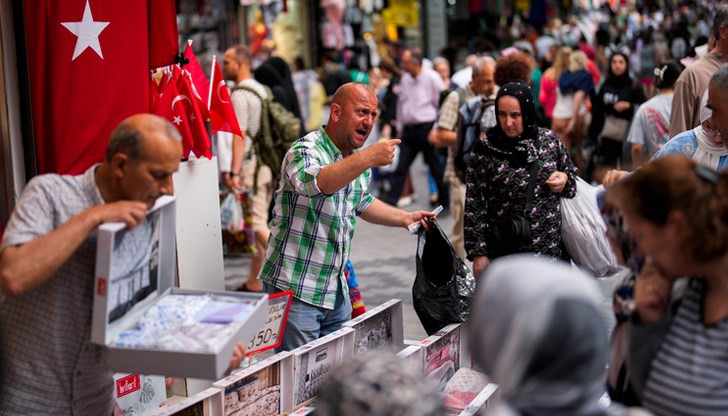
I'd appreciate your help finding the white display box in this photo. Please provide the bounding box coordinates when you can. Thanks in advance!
[397,345,425,373]
[213,351,294,416]
[342,299,404,353]
[420,324,467,390]
[149,387,224,416]
[91,195,268,379]
[113,373,167,415]
[291,327,355,406]
[459,384,500,416]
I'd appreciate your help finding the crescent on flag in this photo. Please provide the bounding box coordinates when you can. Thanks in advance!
[217,81,230,104]
[171,95,192,110]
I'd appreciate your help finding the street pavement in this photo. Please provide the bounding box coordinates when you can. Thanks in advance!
[223,156,624,342]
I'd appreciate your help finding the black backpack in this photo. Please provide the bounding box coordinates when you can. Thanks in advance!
[453,97,495,183]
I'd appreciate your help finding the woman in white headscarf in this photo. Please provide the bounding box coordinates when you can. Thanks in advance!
[603,89,728,186]
[651,89,728,170]
[468,255,615,416]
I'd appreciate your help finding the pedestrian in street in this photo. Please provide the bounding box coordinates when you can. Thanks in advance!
[469,255,614,416]
[464,81,577,278]
[383,48,449,213]
[669,4,728,138]
[627,60,683,167]
[606,155,728,415]
[0,114,246,415]
[259,82,435,351]
[224,44,272,293]
[428,56,496,261]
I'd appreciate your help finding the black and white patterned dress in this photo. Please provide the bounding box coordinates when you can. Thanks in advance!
[464,128,577,260]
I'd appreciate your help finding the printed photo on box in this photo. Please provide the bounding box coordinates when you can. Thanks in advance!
[223,361,282,416]
[424,326,461,390]
[351,307,393,353]
[108,210,161,322]
[294,345,335,405]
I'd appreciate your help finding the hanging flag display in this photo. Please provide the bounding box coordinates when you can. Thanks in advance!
[22,0,178,175]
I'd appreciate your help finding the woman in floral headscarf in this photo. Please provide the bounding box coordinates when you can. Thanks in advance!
[464,81,578,277]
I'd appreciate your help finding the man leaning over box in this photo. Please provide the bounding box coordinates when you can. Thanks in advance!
[0,114,245,415]
[259,83,435,351]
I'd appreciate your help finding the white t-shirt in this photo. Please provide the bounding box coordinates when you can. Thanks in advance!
[627,93,672,158]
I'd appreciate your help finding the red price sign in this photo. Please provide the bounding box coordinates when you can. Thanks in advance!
[246,290,293,355]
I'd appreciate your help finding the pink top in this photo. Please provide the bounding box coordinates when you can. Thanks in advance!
[539,76,558,119]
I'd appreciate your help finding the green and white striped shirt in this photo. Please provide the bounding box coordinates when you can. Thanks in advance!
[260,128,374,309]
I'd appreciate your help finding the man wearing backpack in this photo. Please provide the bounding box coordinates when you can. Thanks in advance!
[259,83,436,351]
[223,44,271,292]
[428,57,495,261]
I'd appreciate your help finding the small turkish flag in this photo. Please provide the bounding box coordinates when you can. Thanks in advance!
[154,77,196,157]
[183,40,211,107]
[209,61,243,137]
[175,70,212,159]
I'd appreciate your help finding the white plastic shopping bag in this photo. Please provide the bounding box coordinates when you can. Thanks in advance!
[561,177,620,277]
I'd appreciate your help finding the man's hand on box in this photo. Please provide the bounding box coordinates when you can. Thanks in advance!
[225,342,247,375]
[91,201,148,229]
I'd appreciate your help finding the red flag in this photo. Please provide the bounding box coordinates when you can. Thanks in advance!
[209,61,243,137]
[175,71,212,159]
[180,69,210,121]
[149,71,159,112]
[23,0,152,174]
[154,79,196,158]
[148,0,178,68]
[183,40,211,107]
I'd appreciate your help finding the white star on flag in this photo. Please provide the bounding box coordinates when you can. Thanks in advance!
[173,116,182,126]
[61,0,110,61]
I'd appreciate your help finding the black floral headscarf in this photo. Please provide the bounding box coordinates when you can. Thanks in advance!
[485,81,539,164]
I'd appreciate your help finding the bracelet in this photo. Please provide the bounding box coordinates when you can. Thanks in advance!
[230,173,239,177]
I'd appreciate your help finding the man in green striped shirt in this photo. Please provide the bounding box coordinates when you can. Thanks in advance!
[259,83,434,351]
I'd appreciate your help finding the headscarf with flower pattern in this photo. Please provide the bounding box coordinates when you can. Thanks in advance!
[485,81,540,164]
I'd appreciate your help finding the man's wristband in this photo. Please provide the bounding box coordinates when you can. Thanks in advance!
[230,173,239,177]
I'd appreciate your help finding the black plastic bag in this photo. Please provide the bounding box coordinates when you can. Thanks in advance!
[412,219,477,335]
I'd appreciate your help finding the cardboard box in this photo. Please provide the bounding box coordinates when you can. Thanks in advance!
[342,299,404,353]
[149,387,224,416]
[113,373,167,415]
[91,195,268,379]
[213,351,294,416]
[291,327,355,406]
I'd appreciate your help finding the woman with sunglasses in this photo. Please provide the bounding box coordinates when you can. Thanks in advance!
[652,89,728,170]
[603,88,728,186]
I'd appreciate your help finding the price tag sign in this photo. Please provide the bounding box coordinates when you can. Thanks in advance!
[246,290,293,356]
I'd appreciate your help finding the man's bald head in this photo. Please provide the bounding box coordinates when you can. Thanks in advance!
[105,114,181,162]
[330,82,376,108]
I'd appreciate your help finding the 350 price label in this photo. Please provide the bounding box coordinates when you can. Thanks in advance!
[246,290,293,355]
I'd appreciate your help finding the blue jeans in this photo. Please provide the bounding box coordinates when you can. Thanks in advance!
[265,282,352,352]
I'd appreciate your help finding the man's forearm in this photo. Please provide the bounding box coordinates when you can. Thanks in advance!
[230,134,245,174]
[316,152,372,195]
[0,208,101,296]
[359,199,408,228]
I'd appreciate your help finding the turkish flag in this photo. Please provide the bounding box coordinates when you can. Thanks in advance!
[183,40,211,107]
[175,71,212,159]
[154,79,196,158]
[148,0,178,68]
[209,61,243,137]
[22,0,177,175]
